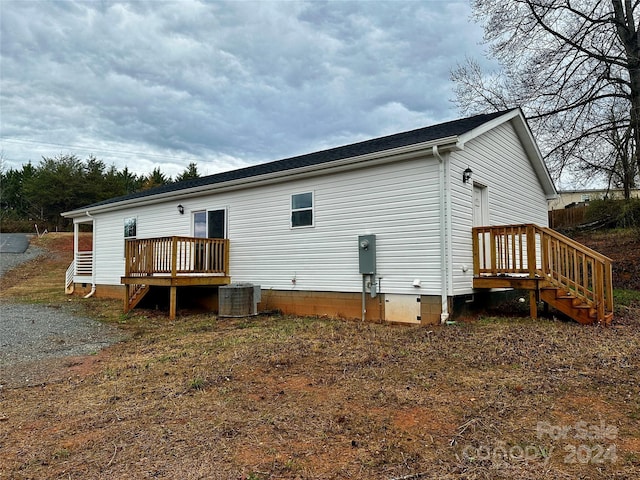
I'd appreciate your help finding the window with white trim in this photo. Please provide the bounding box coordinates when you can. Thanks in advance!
[124,216,137,257]
[291,192,313,228]
[124,217,137,238]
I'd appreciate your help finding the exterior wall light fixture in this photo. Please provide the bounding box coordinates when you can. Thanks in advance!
[463,167,473,184]
[177,204,185,214]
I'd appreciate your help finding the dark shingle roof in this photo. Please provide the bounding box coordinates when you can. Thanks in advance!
[82,109,514,210]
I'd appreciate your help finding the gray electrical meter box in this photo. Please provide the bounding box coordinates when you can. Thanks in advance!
[358,234,376,274]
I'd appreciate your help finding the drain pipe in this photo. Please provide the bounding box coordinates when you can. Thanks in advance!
[83,210,96,298]
[433,146,450,323]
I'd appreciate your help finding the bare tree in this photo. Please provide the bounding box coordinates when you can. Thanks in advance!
[452,0,640,196]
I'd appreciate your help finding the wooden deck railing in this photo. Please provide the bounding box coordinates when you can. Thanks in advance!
[472,224,613,320]
[124,236,229,277]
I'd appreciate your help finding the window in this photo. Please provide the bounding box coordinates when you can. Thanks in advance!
[124,217,137,257]
[581,194,591,202]
[193,209,226,238]
[124,217,137,238]
[291,192,313,228]
[194,211,206,238]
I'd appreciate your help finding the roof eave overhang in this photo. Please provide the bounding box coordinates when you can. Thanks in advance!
[62,136,460,218]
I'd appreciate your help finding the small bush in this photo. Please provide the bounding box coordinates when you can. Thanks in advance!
[0,217,40,233]
[585,198,640,229]
[618,199,640,228]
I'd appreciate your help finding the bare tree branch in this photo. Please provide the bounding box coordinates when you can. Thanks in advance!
[453,0,640,195]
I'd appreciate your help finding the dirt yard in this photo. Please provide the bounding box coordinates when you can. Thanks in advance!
[572,228,640,291]
[0,232,639,479]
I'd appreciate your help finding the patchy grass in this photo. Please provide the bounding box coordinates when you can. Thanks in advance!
[614,289,640,307]
[1,233,639,479]
[0,232,91,304]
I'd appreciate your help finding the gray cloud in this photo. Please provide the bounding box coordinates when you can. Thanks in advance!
[0,0,494,178]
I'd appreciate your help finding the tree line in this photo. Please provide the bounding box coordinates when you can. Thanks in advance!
[0,154,200,232]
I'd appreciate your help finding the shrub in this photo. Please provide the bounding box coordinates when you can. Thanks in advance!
[585,198,640,229]
[0,217,39,233]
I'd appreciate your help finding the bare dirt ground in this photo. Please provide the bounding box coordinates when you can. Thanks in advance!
[571,229,640,291]
[0,233,639,480]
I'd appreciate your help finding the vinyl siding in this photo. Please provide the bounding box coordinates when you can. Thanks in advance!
[93,200,196,286]
[448,121,549,295]
[93,156,446,295]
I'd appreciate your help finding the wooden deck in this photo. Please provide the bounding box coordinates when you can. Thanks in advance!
[472,224,613,325]
[121,236,230,319]
[118,227,613,324]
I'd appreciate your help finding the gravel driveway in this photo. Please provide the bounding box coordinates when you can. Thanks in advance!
[0,239,126,387]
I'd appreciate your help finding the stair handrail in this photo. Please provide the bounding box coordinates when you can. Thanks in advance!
[472,224,614,321]
[535,225,613,320]
[65,260,75,294]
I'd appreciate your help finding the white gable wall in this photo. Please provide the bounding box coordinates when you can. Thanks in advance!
[93,155,446,296]
[448,120,550,296]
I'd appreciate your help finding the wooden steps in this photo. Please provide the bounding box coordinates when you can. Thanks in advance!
[472,224,614,326]
[540,286,613,326]
[124,284,150,313]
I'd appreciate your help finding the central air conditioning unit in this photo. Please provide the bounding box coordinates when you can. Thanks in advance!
[218,283,261,317]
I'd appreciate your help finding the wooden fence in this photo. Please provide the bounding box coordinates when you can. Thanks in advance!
[548,205,588,229]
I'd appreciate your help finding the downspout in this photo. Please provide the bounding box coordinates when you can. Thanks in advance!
[433,146,450,323]
[83,210,96,298]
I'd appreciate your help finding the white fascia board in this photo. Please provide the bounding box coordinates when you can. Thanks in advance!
[455,109,522,148]
[62,136,459,218]
[73,215,94,224]
[456,108,557,200]
[511,115,557,200]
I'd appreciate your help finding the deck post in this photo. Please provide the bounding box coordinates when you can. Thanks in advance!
[526,224,537,278]
[169,286,177,320]
[171,237,178,277]
[490,229,497,275]
[595,262,604,322]
[529,290,538,319]
[539,229,548,278]
[604,260,613,315]
[224,240,230,276]
[124,240,130,277]
[472,228,480,276]
[124,284,131,313]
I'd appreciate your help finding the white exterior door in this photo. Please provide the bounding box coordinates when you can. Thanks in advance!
[193,209,227,271]
[473,184,491,271]
[473,184,488,227]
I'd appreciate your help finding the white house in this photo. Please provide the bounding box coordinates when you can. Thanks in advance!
[62,109,613,325]
[548,188,640,210]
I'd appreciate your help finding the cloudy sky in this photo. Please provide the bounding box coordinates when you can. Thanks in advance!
[0,0,495,179]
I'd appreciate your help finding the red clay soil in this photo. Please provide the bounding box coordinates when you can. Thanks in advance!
[0,231,638,479]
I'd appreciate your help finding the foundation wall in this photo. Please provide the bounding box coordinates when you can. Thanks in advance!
[261,290,446,325]
[73,284,449,325]
[419,295,444,325]
[72,283,124,299]
[260,290,384,322]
